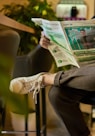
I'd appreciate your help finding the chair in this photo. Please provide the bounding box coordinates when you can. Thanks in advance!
[0,29,54,136]
[0,29,20,132]
[6,45,53,136]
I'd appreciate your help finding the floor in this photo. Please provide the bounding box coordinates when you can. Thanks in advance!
[1,87,95,136]
[1,103,95,136]
[91,123,95,136]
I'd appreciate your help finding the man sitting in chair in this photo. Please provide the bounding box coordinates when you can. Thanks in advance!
[9,29,95,136]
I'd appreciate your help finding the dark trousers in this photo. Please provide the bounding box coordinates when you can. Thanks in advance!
[48,64,95,136]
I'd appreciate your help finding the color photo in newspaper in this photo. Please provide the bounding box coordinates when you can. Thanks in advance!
[63,20,95,63]
[32,18,95,68]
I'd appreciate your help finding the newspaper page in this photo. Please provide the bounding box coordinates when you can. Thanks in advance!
[60,19,95,66]
[32,18,80,68]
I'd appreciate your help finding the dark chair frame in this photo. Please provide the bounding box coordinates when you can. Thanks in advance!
[1,46,53,136]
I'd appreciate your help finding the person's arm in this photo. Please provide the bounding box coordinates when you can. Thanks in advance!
[39,32,56,85]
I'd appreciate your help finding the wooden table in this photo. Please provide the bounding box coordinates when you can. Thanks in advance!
[0,14,35,33]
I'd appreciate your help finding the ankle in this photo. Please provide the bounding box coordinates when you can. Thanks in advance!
[42,73,56,86]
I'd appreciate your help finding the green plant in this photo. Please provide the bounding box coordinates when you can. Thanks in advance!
[0,54,29,114]
[0,0,57,55]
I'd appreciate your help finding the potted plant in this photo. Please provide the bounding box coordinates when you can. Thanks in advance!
[0,0,57,55]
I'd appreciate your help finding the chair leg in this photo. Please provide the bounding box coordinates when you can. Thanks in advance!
[91,105,95,127]
[90,105,93,127]
[35,93,41,136]
[41,88,46,136]
[0,97,6,129]
[25,94,29,136]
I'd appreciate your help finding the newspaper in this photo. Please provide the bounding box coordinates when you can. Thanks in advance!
[32,18,95,68]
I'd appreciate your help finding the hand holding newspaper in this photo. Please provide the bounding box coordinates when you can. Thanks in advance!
[32,18,95,68]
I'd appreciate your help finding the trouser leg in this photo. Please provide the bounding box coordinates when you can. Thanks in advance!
[48,86,90,136]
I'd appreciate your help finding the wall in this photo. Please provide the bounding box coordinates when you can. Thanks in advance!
[0,0,94,19]
[48,0,95,19]
[0,0,27,5]
[84,0,94,19]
